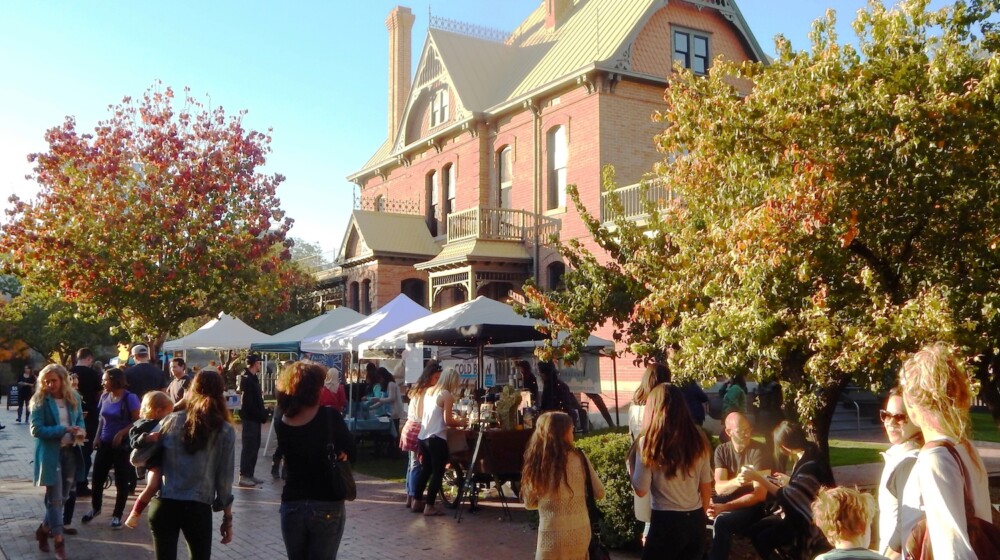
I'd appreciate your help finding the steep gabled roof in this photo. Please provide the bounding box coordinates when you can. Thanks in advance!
[351,0,768,181]
[428,28,526,113]
[336,210,440,266]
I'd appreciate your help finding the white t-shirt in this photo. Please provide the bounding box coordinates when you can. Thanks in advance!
[631,436,712,511]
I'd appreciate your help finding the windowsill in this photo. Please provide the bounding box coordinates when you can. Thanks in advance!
[544,207,567,216]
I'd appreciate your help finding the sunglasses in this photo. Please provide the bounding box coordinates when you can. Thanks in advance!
[880,410,908,424]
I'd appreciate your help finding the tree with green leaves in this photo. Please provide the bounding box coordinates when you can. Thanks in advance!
[0,285,121,365]
[526,0,1000,448]
[1,83,296,351]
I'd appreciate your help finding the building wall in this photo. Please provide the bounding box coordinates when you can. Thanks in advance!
[347,3,766,418]
[633,2,755,78]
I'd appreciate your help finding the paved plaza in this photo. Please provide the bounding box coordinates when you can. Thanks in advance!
[0,410,550,560]
[5,403,1000,560]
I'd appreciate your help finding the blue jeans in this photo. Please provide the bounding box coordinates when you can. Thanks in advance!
[406,451,422,497]
[280,499,346,560]
[44,447,76,536]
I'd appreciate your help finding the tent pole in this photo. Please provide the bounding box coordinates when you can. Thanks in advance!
[612,354,619,427]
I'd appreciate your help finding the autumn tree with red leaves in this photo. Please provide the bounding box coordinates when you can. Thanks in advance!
[1,83,295,351]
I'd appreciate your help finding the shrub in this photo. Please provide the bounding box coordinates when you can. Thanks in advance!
[576,430,642,548]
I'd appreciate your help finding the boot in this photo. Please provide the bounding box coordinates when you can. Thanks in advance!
[36,523,50,552]
[54,538,67,560]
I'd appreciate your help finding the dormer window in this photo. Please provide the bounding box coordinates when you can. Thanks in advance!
[673,28,710,75]
[431,88,450,127]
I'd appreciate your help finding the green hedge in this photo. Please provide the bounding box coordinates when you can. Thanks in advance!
[576,430,643,549]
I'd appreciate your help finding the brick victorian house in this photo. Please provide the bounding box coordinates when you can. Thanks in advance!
[333,0,767,409]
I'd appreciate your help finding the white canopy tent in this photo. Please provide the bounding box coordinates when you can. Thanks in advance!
[162,312,272,351]
[299,293,430,354]
[249,307,365,354]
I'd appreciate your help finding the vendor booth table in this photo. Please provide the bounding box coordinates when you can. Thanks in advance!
[444,427,533,520]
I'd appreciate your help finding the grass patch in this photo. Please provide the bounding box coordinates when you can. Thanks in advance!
[352,450,408,482]
[828,440,888,467]
[971,411,1000,443]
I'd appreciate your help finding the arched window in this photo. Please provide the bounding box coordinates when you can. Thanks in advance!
[442,163,455,235]
[374,194,386,212]
[361,279,372,315]
[547,261,566,291]
[497,146,512,208]
[547,126,567,210]
[426,170,438,237]
[348,281,360,312]
[401,278,426,308]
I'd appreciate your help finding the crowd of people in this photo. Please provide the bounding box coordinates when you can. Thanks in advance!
[20,341,995,560]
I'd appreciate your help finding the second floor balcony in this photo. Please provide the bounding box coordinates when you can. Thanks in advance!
[446,207,560,245]
[600,179,676,223]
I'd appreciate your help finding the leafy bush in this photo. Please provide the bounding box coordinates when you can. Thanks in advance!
[576,430,642,548]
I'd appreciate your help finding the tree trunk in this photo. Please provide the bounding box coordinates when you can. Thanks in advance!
[973,348,1000,427]
[810,377,849,458]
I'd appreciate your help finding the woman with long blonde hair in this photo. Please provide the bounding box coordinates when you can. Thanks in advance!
[412,367,464,516]
[30,364,86,560]
[631,384,712,560]
[899,343,991,559]
[522,411,605,559]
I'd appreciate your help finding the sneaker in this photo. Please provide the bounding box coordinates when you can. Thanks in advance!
[237,476,257,488]
[110,516,122,529]
[250,476,266,484]
[81,509,100,524]
[124,511,141,529]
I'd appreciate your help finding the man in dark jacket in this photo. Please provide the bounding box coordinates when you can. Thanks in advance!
[124,344,167,398]
[237,354,267,487]
[71,347,102,497]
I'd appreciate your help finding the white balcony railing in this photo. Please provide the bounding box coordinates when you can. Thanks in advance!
[600,179,675,223]
[446,207,559,245]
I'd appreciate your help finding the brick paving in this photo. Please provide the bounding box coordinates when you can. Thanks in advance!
[15,406,1000,559]
[0,409,556,560]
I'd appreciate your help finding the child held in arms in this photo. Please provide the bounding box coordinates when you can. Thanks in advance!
[125,391,175,529]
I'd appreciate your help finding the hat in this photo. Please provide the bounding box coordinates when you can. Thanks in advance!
[247,354,262,366]
[131,344,149,356]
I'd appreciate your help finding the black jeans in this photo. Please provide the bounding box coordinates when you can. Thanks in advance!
[414,436,448,506]
[149,498,213,560]
[91,444,132,518]
[240,419,261,477]
[643,508,708,560]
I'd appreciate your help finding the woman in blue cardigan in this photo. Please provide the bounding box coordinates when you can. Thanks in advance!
[29,364,86,560]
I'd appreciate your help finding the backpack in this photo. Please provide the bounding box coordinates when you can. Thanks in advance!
[904,440,1000,559]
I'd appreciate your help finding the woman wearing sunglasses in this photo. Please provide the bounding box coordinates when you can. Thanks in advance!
[876,387,923,559]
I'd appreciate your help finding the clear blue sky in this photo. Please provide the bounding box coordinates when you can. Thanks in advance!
[0,1,950,254]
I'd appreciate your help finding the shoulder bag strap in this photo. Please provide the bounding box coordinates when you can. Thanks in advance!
[576,448,600,531]
[935,440,977,521]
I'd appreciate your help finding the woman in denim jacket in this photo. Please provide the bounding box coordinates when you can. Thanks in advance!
[148,370,235,560]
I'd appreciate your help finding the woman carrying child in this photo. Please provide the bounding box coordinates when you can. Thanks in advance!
[125,391,175,528]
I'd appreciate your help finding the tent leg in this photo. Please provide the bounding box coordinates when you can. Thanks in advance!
[612,355,619,427]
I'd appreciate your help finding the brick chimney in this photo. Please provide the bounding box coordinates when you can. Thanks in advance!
[545,0,573,30]
[386,6,416,140]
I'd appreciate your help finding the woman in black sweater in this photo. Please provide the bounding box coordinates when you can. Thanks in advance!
[275,361,356,559]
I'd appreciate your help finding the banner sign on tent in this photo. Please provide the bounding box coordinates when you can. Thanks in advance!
[303,353,344,373]
[441,357,497,388]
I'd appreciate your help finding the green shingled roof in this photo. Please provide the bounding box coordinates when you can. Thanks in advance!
[351,0,766,180]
